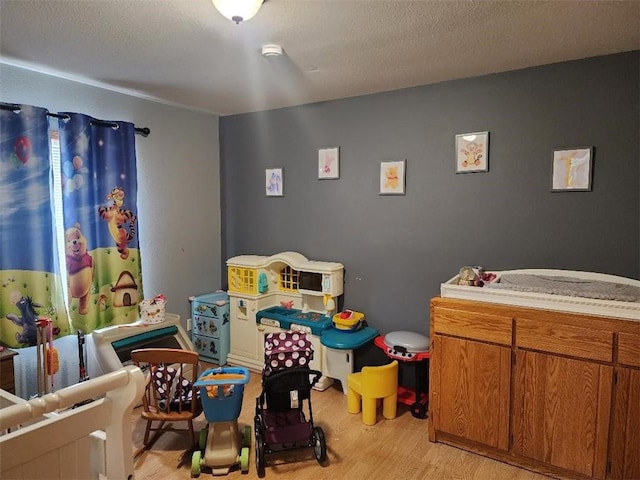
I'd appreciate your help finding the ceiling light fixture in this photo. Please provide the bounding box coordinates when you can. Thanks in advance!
[212,0,263,24]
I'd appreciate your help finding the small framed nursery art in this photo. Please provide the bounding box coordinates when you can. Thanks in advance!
[266,167,284,197]
[456,131,489,173]
[380,160,406,195]
[318,146,340,179]
[551,147,593,192]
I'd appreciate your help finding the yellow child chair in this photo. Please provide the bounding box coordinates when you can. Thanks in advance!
[347,360,398,425]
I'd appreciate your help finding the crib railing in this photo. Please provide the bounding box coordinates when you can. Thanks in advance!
[0,365,144,480]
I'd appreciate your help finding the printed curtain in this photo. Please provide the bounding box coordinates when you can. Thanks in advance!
[0,105,143,351]
[0,105,67,347]
[58,113,142,335]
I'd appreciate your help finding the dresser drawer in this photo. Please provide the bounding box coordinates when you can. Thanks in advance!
[0,350,17,393]
[193,334,221,362]
[433,307,512,345]
[193,314,221,338]
[516,318,614,362]
[618,332,640,367]
[191,291,229,321]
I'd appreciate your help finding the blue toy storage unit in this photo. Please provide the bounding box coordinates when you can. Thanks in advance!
[191,291,230,365]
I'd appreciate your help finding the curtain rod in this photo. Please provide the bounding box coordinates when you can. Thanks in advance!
[1,103,150,137]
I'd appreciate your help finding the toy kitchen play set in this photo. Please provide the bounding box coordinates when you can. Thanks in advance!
[226,251,345,390]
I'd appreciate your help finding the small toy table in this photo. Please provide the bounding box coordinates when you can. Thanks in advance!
[320,326,378,394]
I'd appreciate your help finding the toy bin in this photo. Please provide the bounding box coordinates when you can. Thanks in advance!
[140,294,166,324]
[332,310,365,332]
[196,366,250,422]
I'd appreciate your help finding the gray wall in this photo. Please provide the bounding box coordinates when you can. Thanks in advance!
[1,63,222,326]
[220,51,640,337]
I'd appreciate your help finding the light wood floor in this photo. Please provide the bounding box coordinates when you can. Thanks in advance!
[132,367,553,480]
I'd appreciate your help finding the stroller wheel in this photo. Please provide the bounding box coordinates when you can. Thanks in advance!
[312,426,327,463]
[255,432,266,478]
[191,450,202,478]
[198,427,208,451]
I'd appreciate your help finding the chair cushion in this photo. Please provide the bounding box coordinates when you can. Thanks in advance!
[152,366,194,408]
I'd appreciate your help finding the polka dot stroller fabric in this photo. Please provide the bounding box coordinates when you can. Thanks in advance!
[262,331,315,412]
[263,331,314,377]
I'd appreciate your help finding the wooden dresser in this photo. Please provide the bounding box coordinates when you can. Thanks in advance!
[429,296,640,480]
[0,348,18,394]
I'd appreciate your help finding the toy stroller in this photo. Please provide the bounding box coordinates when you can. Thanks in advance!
[254,331,327,478]
[191,366,251,477]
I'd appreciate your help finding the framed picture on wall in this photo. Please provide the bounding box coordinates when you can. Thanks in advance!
[456,131,489,173]
[551,147,593,192]
[318,146,340,179]
[266,167,284,196]
[379,160,406,195]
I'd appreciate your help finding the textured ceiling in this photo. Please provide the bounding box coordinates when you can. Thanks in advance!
[1,0,638,116]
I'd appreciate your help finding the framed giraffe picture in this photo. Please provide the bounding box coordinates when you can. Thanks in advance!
[551,147,593,192]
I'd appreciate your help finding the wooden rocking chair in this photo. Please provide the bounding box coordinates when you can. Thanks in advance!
[131,348,202,456]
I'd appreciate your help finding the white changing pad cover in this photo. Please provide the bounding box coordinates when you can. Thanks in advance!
[442,269,640,321]
[486,273,640,302]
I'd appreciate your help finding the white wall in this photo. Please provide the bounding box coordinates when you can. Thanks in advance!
[1,63,222,330]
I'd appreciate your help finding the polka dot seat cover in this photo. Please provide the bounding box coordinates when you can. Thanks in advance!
[263,331,314,377]
[152,365,194,408]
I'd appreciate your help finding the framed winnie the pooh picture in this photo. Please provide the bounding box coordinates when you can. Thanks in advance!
[380,159,406,195]
[456,131,489,173]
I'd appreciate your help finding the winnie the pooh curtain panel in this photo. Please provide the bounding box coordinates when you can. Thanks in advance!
[0,105,68,348]
[1,104,143,354]
[57,112,142,335]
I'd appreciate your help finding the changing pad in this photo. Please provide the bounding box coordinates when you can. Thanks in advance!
[441,269,640,321]
[486,273,640,302]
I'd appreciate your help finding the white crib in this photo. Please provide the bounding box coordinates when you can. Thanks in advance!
[0,365,144,480]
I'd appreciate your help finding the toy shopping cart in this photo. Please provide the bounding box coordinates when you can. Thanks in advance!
[191,366,251,477]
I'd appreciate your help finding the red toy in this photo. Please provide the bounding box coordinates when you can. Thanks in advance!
[374,332,430,418]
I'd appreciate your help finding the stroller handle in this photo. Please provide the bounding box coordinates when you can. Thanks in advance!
[263,368,323,388]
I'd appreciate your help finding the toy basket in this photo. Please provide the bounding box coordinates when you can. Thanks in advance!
[332,310,365,332]
[196,366,250,422]
[140,294,166,324]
